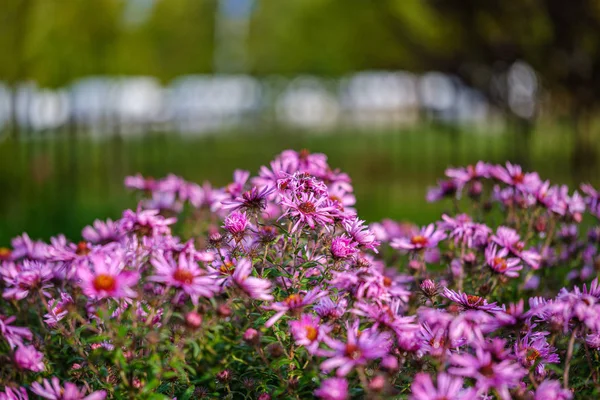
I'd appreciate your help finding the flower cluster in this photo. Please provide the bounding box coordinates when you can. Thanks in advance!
[1,151,600,399]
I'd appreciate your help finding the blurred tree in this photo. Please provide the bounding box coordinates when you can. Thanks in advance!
[116,0,217,80]
[27,0,124,87]
[248,0,429,75]
[369,0,600,172]
[0,0,37,136]
[0,0,124,136]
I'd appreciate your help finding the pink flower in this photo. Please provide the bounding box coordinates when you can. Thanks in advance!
[445,162,491,186]
[78,252,139,300]
[11,233,50,261]
[31,377,106,400]
[223,211,249,236]
[232,258,273,301]
[391,224,446,251]
[280,192,337,232]
[492,226,541,269]
[441,288,502,312]
[120,207,176,237]
[485,245,523,278]
[265,288,328,328]
[343,218,380,252]
[44,293,73,326]
[314,378,348,400]
[320,322,391,376]
[82,219,122,244]
[14,345,44,372]
[534,380,572,400]
[410,373,473,400]
[221,186,275,213]
[330,236,358,259]
[0,386,28,400]
[449,348,526,400]
[314,297,347,319]
[0,316,32,349]
[150,251,218,305]
[290,314,332,354]
[491,162,541,193]
[1,260,54,300]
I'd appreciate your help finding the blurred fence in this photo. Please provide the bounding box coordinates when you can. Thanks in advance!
[1,124,597,244]
[0,71,500,135]
[1,67,598,244]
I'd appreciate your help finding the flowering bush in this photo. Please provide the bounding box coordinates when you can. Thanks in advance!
[2,150,600,399]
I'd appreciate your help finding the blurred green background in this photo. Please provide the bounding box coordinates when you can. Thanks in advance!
[1,0,600,243]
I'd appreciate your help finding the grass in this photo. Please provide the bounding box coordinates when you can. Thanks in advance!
[0,123,597,244]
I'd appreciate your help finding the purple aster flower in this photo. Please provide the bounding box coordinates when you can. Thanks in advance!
[320,322,391,376]
[447,310,498,345]
[314,297,347,320]
[150,251,218,305]
[441,288,502,312]
[290,314,332,354]
[186,181,227,211]
[277,172,328,197]
[225,169,250,198]
[124,173,157,191]
[426,179,458,202]
[420,279,438,297]
[440,214,491,248]
[391,224,447,251]
[31,377,106,400]
[0,316,32,349]
[0,386,28,400]
[77,252,139,300]
[586,333,600,349]
[82,218,122,244]
[446,162,491,182]
[410,372,474,400]
[449,347,526,400]
[330,236,358,259]
[314,377,348,400]
[352,300,418,337]
[280,192,337,233]
[265,288,328,327]
[485,245,523,278]
[14,345,45,372]
[141,191,182,213]
[223,211,249,237]
[221,186,275,213]
[11,233,50,261]
[534,380,572,400]
[121,207,176,237]
[343,218,380,252]
[492,226,523,252]
[492,226,540,269]
[2,260,54,300]
[514,334,559,376]
[232,258,273,301]
[327,182,356,216]
[44,292,74,326]
[419,323,452,358]
[491,162,541,193]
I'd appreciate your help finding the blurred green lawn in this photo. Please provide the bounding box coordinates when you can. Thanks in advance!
[0,125,595,244]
